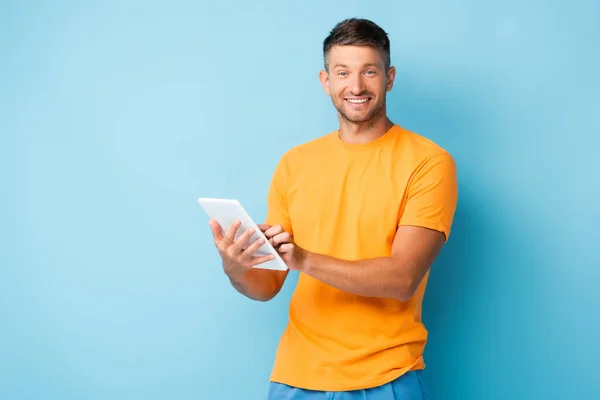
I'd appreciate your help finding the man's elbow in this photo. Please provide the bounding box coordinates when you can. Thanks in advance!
[392,276,426,302]
[253,291,278,302]
[393,287,416,302]
[255,282,284,302]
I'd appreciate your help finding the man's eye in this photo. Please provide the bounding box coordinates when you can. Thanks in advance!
[337,71,347,76]
[365,70,376,75]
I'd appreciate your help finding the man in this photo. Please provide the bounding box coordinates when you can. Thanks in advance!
[209,18,457,400]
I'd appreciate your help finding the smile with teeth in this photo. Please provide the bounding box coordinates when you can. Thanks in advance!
[346,98,370,104]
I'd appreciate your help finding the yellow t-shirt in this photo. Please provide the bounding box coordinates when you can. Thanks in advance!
[264,124,458,391]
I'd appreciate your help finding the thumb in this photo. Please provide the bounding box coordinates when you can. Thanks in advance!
[208,220,224,242]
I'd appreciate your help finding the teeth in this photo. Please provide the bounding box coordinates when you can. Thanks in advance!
[347,98,368,104]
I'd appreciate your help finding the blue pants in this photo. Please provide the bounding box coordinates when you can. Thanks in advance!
[267,370,430,400]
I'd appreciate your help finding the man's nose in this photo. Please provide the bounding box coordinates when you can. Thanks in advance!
[349,75,366,95]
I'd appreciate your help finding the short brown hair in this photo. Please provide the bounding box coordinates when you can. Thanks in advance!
[323,18,391,71]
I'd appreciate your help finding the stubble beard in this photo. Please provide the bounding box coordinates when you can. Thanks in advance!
[334,95,387,130]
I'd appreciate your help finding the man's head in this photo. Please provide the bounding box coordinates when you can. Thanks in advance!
[319,18,396,126]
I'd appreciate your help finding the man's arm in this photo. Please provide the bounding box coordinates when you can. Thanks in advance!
[209,220,289,302]
[231,152,293,302]
[228,222,289,302]
[275,225,445,302]
[228,268,289,302]
[273,151,457,302]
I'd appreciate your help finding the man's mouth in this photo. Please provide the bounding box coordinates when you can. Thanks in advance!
[345,97,371,105]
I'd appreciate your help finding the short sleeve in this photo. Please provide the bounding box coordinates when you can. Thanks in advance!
[264,154,293,234]
[399,152,458,241]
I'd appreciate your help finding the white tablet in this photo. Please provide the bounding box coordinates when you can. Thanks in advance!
[197,197,288,271]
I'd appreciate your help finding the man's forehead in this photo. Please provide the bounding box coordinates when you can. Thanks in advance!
[328,45,385,66]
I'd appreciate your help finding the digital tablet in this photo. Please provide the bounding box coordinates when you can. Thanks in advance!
[197,197,288,271]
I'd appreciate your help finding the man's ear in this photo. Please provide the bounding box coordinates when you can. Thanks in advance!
[386,66,396,92]
[319,70,330,96]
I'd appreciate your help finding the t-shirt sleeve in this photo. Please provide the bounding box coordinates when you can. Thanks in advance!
[399,152,458,241]
[264,153,293,234]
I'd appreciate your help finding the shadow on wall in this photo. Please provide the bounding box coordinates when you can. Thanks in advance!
[389,68,556,397]
[387,70,498,397]
[421,196,483,394]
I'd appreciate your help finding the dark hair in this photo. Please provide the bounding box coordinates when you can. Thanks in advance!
[323,18,391,71]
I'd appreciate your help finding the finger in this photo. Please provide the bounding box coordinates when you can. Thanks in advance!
[264,224,284,239]
[278,243,294,253]
[231,227,256,253]
[249,254,276,267]
[257,223,271,232]
[271,232,292,247]
[222,220,241,245]
[208,220,224,243]
[242,236,266,256]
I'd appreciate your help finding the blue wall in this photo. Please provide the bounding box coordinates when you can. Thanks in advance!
[2,1,598,399]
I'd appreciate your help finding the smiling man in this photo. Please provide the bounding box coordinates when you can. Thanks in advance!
[209,18,458,400]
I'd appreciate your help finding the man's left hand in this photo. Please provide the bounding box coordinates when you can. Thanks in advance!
[263,225,307,271]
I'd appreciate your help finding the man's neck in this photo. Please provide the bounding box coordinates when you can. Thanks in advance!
[338,116,395,144]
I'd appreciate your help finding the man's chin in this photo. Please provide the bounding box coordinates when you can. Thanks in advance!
[338,110,379,124]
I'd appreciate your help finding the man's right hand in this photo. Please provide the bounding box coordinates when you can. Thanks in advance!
[208,220,276,282]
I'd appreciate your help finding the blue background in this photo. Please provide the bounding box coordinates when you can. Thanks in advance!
[2,0,599,399]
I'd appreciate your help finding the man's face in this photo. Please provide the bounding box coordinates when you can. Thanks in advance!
[320,45,396,124]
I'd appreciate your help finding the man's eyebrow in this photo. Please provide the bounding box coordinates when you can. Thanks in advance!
[331,63,381,69]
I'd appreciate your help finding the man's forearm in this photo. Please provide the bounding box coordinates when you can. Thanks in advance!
[228,268,284,302]
[299,252,424,301]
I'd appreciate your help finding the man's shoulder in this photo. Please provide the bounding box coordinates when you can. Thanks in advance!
[396,126,454,163]
[399,126,450,153]
[281,131,334,160]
